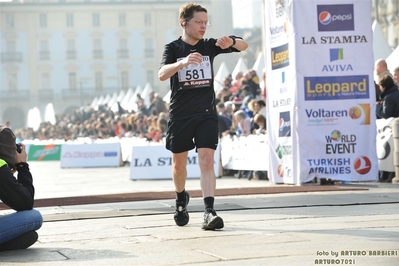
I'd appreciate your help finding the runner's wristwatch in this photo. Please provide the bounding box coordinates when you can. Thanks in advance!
[229,36,236,47]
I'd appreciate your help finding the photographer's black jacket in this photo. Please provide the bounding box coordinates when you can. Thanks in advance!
[0,160,35,211]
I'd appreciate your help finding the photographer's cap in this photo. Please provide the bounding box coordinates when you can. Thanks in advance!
[0,125,17,166]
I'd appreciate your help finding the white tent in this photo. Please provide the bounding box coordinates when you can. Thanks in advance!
[95,95,105,109]
[120,88,134,110]
[372,20,392,62]
[141,83,153,108]
[214,62,230,92]
[252,53,265,77]
[231,57,248,80]
[101,94,112,106]
[107,92,119,108]
[163,90,171,104]
[44,103,56,125]
[27,107,42,131]
[126,85,142,112]
[116,90,126,103]
[386,45,398,73]
[90,97,98,109]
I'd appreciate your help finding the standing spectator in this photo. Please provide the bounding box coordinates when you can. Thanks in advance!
[253,113,267,135]
[255,100,267,118]
[376,75,399,183]
[216,103,232,137]
[241,85,255,108]
[376,75,399,119]
[233,110,252,136]
[158,2,248,230]
[0,126,43,251]
[375,59,393,80]
[149,92,168,115]
[223,101,234,120]
[394,66,399,86]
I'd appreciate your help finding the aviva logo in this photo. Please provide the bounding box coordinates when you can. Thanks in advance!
[330,48,343,62]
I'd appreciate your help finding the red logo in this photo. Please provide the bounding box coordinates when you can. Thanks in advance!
[277,164,284,177]
[354,156,371,175]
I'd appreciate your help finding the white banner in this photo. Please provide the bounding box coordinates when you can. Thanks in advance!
[265,0,377,184]
[221,135,268,171]
[129,145,220,180]
[376,118,395,172]
[265,0,297,184]
[60,143,121,168]
[295,0,377,182]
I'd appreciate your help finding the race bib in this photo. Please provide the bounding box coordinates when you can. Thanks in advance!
[177,55,212,89]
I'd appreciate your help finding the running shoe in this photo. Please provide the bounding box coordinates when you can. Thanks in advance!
[174,191,190,226]
[201,208,224,230]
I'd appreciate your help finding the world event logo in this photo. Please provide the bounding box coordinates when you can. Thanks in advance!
[317,4,354,32]
[304,75,369,101]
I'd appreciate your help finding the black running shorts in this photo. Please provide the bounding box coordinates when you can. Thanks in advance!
[166,114,219,153]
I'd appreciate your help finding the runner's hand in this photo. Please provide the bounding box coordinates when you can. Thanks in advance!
[181,52,203,67]
[215,36,233,49]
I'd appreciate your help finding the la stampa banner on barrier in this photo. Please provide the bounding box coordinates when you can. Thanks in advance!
[294,0,377,182]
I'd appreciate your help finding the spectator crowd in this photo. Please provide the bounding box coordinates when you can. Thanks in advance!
[8,69,268,148]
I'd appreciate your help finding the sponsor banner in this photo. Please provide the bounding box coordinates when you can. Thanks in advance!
[221,135,268,171]
[304,103,371,126]
[304,75,369,100]
[294,0,377,182]
[264,0,377,183]
[28,144,61,161]
[129,145,220,180]
[60,143,121,168]
[265,0,297,184]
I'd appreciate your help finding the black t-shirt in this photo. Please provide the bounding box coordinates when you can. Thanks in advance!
[160,37,239,120]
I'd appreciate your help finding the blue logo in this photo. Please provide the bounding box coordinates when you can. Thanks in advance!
[304,75,369,101]
[317,5,354,32]
[330,48,343,62]
[279,111,291,137]
[104,152,117,157]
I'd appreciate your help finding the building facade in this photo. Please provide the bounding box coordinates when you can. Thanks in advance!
[372,0,399,48]
[0,0,238,128]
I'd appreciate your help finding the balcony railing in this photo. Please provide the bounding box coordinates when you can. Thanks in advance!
[1,52,23,62]
[0,89,29,99]
[118,49,129,59]
[38,89,54,99]
[61,87,121,98]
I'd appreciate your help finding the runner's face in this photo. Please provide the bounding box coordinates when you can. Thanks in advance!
[186,11,208,40]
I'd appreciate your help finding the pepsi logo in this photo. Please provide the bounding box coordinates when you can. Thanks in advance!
[279,118,285,130]
[277,164,284,177]
[354,156,371,175]
[319,11,332,25]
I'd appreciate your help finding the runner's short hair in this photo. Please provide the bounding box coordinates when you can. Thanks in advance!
[179,2,207,22]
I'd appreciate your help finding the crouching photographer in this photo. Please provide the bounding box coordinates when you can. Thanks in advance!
[0,125,43,251]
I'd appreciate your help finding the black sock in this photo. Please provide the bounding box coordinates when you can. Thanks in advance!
[176,189,186,202]
[204,197,214,210]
